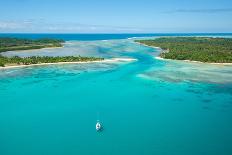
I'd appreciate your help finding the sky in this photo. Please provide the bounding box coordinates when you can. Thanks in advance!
[0,0,232,33]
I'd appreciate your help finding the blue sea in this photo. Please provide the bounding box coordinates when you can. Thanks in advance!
[0,34,232,155]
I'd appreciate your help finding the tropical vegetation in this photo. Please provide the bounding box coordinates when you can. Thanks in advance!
[0,38,64,52]
[135,37,232,63]
[0,55,104,67]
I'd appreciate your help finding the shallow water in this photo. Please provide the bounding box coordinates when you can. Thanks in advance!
[1,38,232,155]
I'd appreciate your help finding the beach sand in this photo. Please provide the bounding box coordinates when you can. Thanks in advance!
[154,56,232,66]
[0,58,137,70]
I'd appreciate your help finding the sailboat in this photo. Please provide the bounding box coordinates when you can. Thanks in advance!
[96,121,102,131]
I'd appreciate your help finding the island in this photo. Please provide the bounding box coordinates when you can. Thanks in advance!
[0,37,104,67]
[0,55,104,67]
[0,38,64,52]
[135,37,232,63]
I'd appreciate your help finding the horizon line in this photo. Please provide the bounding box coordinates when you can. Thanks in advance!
[0,32,232,34]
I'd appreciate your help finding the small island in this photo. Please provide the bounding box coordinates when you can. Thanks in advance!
[0,38,64,52]
[135,37,232,63]
[0,37,104,67]
[0,56,104,67]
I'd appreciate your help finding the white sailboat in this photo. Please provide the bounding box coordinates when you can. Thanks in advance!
[96,121,101,131]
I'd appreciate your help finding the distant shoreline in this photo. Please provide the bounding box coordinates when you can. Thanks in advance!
[5,45,64,52]
[155,56,232,66]
[0,38,65,53]
[139,41,232,65]
[135,42,161,50]
[0,58,137,70]
[135,39,232,65]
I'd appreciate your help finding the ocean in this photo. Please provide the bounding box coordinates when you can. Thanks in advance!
[1,33,232,41]
[0,34,232,155]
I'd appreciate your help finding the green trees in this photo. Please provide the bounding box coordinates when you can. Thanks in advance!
[135,37,232,63]
[0,62,4,67]
[0,37,104,67]
[0,56,104,67]
[0,38,64,52]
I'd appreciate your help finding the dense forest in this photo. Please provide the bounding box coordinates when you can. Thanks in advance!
[0,37,104,67]
[0,55,104,67]
[0,38,64,52]
[135,37,232,63]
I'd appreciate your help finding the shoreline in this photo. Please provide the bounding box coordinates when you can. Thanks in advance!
[135,41,232,66]
[135,42,161,50]
[155,56,232,66]
[2,45,64,53]
[0,58,137,70]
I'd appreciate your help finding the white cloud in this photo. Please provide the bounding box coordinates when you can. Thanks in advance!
[0,19,150,33]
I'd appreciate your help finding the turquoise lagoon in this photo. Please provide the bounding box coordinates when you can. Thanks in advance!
[0,35,232,155]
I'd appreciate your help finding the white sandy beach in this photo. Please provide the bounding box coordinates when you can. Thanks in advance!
[135,42,161,50]
[154,56,232,66]
[0,58,137,70]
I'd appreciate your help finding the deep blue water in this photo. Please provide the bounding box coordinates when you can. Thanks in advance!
[0,34,232,155]
[1,33,232,41]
